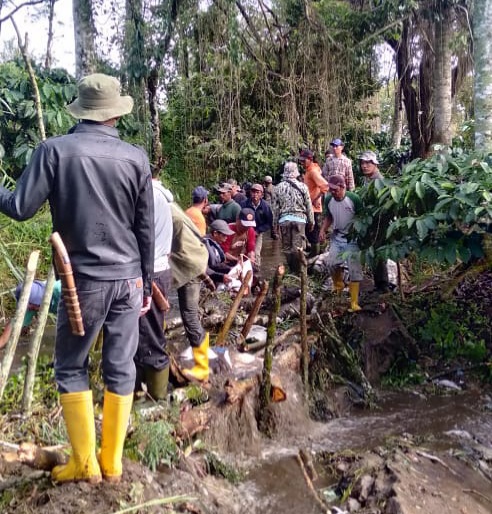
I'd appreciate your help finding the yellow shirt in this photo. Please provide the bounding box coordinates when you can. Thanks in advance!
[185,206,207,236]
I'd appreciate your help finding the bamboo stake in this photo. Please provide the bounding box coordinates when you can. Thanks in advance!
[240,279,269,342]
[258,264,284,434]
[0,251,40,400]
[22,266,56,415]
[298,249,309,392]
[215,270,252,346]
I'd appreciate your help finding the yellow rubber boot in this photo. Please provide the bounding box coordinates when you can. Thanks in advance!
[99,390,133,483]
[332,268,345,294]
[349,282,362,312]
[183,333,210,382]
[51,391,101,484]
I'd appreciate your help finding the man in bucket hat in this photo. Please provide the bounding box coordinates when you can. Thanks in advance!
[0,73,155,484]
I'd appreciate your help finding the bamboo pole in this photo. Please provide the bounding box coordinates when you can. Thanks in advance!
[258,264,284,434]
[298,249,309,392]
[21,266,56,415]
[240,279,269,342]
[215,270,252,346]
[0,251,40,400]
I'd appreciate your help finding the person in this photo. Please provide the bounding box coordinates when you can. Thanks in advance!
[319,175,363,312]
[322,138,355,191]
[240,184,273,267]
[227,178,247,205]
[359,150,383,185]
[299,149,329,257]
[263,175,274,204]
[185,186,209,237]
[271,162,314,273]
[0,73,155,484]
[203,219,234,286]
[134,173,173,401]
[169,201,211,382]
[359,151,389,291]
[220,207,257,264]
[216,182,241,223]
[0,280,61,349]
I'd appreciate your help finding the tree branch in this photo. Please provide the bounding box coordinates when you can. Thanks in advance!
[0,0,46,24]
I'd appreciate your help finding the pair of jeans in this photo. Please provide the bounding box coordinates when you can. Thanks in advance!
[55,276,142,396]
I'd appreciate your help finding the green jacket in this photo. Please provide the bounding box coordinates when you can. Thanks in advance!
[170,202,208,289]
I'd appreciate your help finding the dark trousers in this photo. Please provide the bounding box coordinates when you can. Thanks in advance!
[135,268,172,371]
[279,221,306,273]
[177,277,205,348]
[55,276,142,396]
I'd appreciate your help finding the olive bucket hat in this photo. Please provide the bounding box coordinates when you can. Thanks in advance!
[67,73,134,122]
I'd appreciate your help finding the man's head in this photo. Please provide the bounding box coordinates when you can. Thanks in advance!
[236,207,256,233]
[217,182,233,203]
[192,186,209,205]
[359,151,379,178]
[327,174,346,201]
[209,219,234,242]
[249,183,264,205]
[227,178,240,196]
[283,161,300,180]
[67,73,134,123]
[330,138,344,158]
[263,175,273,185]
[298,149,314,167]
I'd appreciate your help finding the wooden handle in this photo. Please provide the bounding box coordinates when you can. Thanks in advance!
[152,282,170,312]
[49,232,85,336]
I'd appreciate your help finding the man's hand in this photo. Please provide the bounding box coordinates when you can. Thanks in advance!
[140,296,152,316]
[307,223,314,233]
[319,229,326,243]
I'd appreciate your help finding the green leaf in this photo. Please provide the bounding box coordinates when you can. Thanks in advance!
[390,186,401,203]
[416,219,428,240]
[406,217,415,228]
[415,181,425,199]
[483,190,492,202]
[457,246,472,263]
[444,243,457,264]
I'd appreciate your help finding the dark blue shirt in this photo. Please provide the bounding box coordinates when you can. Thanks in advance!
[241,198,273,234]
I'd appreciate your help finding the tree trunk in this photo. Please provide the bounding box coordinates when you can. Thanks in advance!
[432,5,453,147]
[44,0,55,70]
[73,0,97,79]
[391,82,403,149]
[474,0,492,151]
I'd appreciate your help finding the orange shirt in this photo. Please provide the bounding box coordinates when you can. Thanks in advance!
[304,162,328,213]
[185,206,207,236]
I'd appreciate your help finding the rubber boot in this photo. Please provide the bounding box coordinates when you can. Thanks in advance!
[332,268,345,294]
[349,282,362,312]
[51,391,102,483]
[99,390,133,483]
[182,333,210,382]
[145,365,169,401]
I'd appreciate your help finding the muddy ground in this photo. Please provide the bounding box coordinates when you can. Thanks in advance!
[1,269,492,513]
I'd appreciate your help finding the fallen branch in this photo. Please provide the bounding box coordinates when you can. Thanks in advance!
[296,452,328,513]
[463,488,492,504]
[240,279,269,342]
[415,450,458,476]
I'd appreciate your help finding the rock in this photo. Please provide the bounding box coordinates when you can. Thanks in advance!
[433,379,462,391]
[347,498,361,512]
[358,474,375,501]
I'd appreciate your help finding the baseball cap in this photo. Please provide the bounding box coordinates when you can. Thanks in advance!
[263,175,273,183]
[217,182,233,193]
[359,151,379,164]
[299,149,314,161]
[328,175,346,189]
[330,138,344,147]
[210,219,235,235]
[250,183,264,192]
[239,207,256,227]
[192,185,209,202]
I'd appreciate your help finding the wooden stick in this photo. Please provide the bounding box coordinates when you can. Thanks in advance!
[22,266,56,415]
[240,279,269,341]
[215,270,252,346]
[298,248,309,391]
[152,281,170,312]
[0,251,39,400]
[296,452,328,513]
[258,265,284,434]
[49,232,84,336]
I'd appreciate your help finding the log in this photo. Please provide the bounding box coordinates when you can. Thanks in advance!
[177,407,212,440]
[215,270,252,346]
[298,248,309,390]
[225,375,286,404]
[240,280,269,342]
[2,441,66,470]
[0,251,39,400]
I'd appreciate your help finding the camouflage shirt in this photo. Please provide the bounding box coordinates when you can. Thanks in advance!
[272,179,314,226]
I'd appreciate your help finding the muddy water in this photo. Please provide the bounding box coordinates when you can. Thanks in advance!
[233,390,492,514]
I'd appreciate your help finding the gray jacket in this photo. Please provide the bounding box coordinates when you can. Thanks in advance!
[0,122,155,296]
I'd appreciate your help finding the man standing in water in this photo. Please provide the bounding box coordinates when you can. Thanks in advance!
[0,74,154,484]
